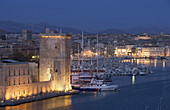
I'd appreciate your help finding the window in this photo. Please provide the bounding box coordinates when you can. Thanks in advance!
[28,79,29,83]
[14,71,15,76]
[9,71,10,76]
[19,70,20,75]
[14,79,15,85]
[19,78,20,85]
[55,46,57,49]
[55,69,58,72]
[23,90,26,94]
[23,78,25,84]
[9,81,10,86]
[23,70,25,75]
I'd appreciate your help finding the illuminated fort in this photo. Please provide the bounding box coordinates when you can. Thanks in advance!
[0,33,72,101]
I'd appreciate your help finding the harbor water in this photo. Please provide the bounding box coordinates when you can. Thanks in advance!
[1,59,170,110]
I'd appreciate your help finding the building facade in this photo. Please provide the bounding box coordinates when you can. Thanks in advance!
[139,46,165,57]
[115,45,166,58]
[0,62,51,100]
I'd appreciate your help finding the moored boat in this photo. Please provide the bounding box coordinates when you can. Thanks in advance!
[73,78,118,92]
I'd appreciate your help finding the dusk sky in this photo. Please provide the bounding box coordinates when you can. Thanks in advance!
[0,0,170,30]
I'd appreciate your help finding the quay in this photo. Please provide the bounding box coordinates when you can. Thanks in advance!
[0,90,79,107]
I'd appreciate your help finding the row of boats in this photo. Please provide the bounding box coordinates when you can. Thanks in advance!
[70,33,118,92]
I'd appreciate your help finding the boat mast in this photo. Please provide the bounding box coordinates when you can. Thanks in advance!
[78,45,80,70]
[78,45,80,83]
[96,34,99,75]
[91,54,93,78]
[81,31,84,74]
[90,38,93,78]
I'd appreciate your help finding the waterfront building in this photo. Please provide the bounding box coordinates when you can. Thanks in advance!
[0,32,72,101]
[115,45,166,58]
[165,46,170,57]
[139,46,165,57]
[0,61,41,100]
[114,45,135,57]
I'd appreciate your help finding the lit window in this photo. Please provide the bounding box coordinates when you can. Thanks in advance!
[14,79,15,85]
[23,90,26,94]
[9,81,10,86]
[23,78,25,84]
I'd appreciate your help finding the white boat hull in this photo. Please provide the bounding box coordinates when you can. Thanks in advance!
[80,85,118,91]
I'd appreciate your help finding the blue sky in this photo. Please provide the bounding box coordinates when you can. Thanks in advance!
[0,0,170,30]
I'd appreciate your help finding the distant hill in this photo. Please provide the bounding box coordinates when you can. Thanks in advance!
[0,21,82,34]
[125,26,170,34]
[101,26,170,34]
[100,29,126,34]
[0,21,170,34]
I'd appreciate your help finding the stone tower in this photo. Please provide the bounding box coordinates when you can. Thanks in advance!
[39,33,72,91]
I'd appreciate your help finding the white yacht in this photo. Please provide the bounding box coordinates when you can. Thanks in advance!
[76,78,118,92]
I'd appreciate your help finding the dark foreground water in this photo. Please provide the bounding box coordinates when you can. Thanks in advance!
[1,59,170,110]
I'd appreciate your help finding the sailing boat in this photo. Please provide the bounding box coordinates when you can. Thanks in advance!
[71,34,118,91]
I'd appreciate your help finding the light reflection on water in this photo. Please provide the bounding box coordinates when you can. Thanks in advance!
[132,75,135,85]
[3,95,72,110]
[132,59,168,70]
[163,59,166,69]
[2,92,113,110]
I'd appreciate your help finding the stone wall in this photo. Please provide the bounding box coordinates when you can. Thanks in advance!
[4,81,52,100]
